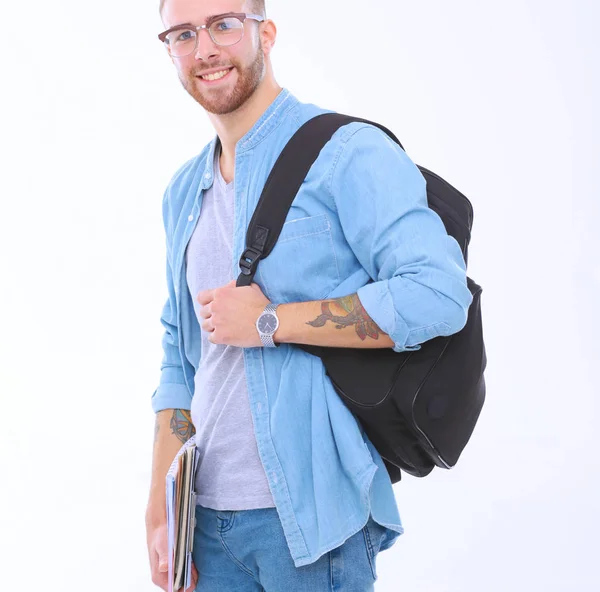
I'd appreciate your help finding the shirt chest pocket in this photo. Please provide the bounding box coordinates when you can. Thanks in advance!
[255,213,340,303]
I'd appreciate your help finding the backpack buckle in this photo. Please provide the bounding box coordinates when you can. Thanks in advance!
[239,247,262,276]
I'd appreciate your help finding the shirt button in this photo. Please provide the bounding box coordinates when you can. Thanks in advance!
[257,403,262,413]
[204,173,211,179]
[188,214,193,222]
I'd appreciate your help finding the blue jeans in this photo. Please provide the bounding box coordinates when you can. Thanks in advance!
[192,504,387,591]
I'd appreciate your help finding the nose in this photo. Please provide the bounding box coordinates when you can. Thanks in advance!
[194,28,220,61]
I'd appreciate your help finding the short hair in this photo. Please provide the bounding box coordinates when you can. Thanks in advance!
[160,1,266,19]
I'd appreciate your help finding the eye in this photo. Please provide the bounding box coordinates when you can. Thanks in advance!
[177,29,194,41]
[214,20,232,32]
[166,28,196,47]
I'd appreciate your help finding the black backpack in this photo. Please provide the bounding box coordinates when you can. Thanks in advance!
[236,113,487,483]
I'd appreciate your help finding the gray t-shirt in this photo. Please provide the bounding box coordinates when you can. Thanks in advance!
[185,146,275,511]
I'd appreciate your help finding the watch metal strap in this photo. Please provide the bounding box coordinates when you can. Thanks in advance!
[259,303,279,348]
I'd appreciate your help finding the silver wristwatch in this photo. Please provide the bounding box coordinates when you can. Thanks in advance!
[256,303,280,348]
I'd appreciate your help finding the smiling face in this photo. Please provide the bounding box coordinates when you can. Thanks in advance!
[161,0,269,115]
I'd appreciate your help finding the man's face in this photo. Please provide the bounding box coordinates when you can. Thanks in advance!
[161,0,265,115]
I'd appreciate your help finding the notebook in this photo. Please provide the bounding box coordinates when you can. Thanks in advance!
[166,435,199,592]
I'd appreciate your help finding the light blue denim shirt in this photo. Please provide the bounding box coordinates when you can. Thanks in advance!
[152,88,473,567]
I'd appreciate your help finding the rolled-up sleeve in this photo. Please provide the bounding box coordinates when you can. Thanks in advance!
[328,124,473,353]
[151,192,192,413]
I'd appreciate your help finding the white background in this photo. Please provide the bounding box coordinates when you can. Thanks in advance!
[1,0,598,590]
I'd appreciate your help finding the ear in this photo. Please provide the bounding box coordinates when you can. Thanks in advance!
[259,19,277,56]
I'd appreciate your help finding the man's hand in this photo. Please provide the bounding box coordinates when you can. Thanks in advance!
[197,280,270,347]
[146,508,198,591]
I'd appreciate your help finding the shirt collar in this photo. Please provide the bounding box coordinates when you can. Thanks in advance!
[200,87,296,189]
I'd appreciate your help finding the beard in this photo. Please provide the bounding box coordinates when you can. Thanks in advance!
[180,44,265,115]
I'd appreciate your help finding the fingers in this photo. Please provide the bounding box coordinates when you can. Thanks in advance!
[152,544,170,589]
[150,552,169,590]
[196,288,214,306]
[154,527,169,571]
[197,281,237,306]
[201,317,215,333]
[152,572,169,591]
[184,563,199,591]
[200,302,215,332]
[199,302,212,319]
[147,522,170,591]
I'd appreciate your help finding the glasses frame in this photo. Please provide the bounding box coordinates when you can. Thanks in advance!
[158,12,265,57]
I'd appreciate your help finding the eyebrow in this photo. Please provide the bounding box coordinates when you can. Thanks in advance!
[170,12,237,30]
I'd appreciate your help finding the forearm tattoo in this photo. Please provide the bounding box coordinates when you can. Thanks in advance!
[306,294,382,341]
[170,409,195,444]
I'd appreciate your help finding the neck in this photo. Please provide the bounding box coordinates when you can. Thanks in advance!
[208,77,282,172]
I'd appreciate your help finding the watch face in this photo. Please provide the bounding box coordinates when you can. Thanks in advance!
[258,313,278,334]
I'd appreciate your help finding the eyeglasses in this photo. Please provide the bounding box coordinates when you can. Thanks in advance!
[158,12,265,58]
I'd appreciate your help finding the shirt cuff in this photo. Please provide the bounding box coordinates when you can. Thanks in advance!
[356,281,420,353]
[151,381,192,413]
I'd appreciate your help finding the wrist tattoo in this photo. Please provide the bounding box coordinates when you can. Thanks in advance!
[306,294,382,341]
[170,409,195,444]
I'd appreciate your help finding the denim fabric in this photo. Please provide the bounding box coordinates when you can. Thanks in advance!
[193,504,388,591]
[152,88,473,567]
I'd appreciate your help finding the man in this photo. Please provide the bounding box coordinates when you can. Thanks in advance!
[145,0,473,590]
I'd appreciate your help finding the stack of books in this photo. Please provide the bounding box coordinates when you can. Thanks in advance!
[166,435,199,592]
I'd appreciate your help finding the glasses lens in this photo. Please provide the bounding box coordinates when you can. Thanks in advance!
[209,17,243,46]
[165,28,197,57]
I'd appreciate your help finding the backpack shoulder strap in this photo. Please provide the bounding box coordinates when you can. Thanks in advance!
[236,113,403,286]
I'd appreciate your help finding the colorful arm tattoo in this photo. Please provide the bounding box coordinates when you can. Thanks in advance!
[306,294,382,341]
[170,409,195,444]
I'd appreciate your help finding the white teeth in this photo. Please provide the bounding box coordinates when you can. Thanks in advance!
[201,69,231,81]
